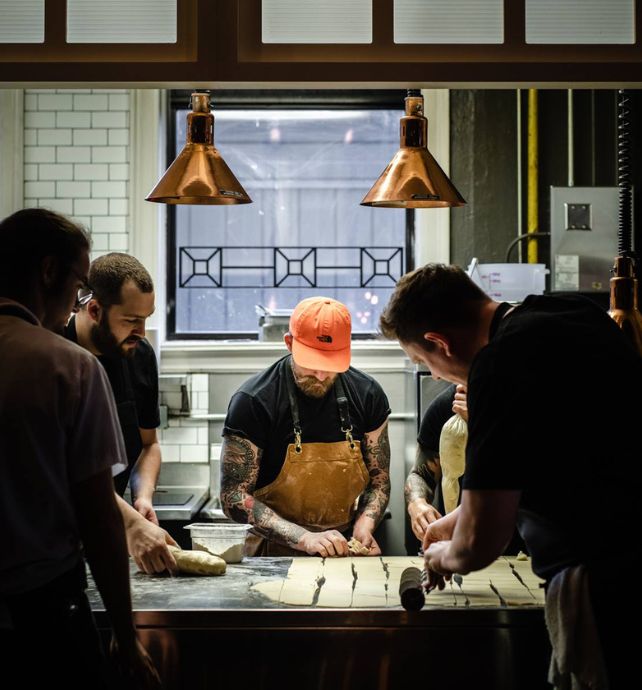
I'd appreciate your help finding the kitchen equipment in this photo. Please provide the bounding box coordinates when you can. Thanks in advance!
[399,566,425,611]
[256,304,292,341]
[184,522,252,563]
[468,259,548,302]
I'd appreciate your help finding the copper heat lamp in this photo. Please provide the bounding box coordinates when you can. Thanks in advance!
[146,92,251,205]
[361,90,465,208]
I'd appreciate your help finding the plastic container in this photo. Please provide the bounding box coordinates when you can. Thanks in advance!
[468,259,548,302]
[184,523,251,563]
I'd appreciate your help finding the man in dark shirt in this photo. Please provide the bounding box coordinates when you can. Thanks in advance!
[381,263,641,688]
[222,297,391,557]
[405,384,459,539]
[65,252,177,574]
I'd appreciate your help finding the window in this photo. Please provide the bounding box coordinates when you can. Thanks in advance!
[167,91,413,339]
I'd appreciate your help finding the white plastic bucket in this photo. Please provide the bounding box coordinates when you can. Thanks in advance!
[184,522,251,563]
[468,259,548,302]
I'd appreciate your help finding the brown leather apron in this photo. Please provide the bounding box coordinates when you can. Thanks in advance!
[245,361,369,557]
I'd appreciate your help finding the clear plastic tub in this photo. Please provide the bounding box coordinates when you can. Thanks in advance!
[184,522,251,563]
[468,259,548,302]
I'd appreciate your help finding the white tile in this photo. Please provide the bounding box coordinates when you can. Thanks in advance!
[74,163,109,181]
[108,94,130,111]
[92,146,127,163]
[27,89,56,94]
[92,111,128,128]
[93,215,127,232]
[75,198,108,215]
[24,94,38,111]
[24,130,37,146]
[197,427,210,445]
[108,233,129,250]
[73,94,108,111]
[109,198,128,215]
[159,443,180,462]
[73,129,107,146]
[91,181,127,197]
[38,129,71,146]
[56,111,91,128]
[23,198,38,207]
[158,426,199,445]
[57,180,91,197]
[108,129,129,146]
[109,163,129,180]
[89,232,110,250]
[24,164,38,181]
[180,445,209,463]
[196,392,209,412]
[25,111,55,128]
[38,164,73,180]
[190,374,209,392]
[37,94,73,111]
[24,147,55,163]
[38,198,74,215]
[57,146,91,163]
[24,181,55,198]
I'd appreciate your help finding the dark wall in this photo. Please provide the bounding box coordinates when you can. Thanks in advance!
[449,90,518,268]
[448,89,641,288]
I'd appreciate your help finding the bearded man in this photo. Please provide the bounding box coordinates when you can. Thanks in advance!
[221,297,391,557]
[65,252,178,574]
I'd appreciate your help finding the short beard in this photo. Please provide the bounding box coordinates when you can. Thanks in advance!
[90,312,139,359]
[292,369,337,399]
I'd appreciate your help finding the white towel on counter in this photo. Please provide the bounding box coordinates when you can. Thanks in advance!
[545,564,609,690]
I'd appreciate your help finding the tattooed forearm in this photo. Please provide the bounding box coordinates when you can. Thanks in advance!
[253,501,306,547]
[220,434,306,547]
[358,422,391,525]
[220,435,260,523]
[405,445,439,504]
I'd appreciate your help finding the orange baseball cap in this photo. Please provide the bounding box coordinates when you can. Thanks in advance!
[289,297,352,373]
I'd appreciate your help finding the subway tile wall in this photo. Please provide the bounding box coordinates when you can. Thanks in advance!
[23,88,130,256]
[158,374,210,465]
[22,88,209,467]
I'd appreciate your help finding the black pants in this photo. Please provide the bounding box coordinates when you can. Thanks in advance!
[1,561,109,690]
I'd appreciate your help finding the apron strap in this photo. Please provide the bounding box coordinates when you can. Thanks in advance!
[285,357,356,452]
[285,359,303,453]
[335,374,355,449]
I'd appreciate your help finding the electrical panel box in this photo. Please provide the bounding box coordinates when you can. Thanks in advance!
[550,186,624,293]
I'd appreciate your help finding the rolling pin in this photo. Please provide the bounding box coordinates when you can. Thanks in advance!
[399,566,425,611]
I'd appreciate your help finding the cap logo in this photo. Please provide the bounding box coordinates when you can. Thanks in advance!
[317,334,333,343]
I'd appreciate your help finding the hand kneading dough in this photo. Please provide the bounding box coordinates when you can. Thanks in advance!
[439,413,467,514]
[168,546,226,576]
[348,537,371,556]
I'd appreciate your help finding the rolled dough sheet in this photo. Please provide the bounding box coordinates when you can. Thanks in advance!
[250,556,544,608]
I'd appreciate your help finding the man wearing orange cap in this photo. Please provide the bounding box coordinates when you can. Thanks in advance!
[221,297,391,557]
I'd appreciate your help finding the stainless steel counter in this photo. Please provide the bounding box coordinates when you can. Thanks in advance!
[88,558,551,690]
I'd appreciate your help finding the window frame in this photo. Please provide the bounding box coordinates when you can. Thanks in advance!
[165,89,415,340]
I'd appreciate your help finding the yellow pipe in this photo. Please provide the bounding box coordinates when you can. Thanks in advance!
[527,89,538,263]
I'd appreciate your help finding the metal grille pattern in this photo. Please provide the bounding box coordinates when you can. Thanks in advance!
[179,246,404,289]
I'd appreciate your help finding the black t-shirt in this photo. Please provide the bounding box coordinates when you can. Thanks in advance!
[417,384,457,454]
[223,355,391,490]
[64,316,160,430]
[415,384,456,515]
[463,294,642,579]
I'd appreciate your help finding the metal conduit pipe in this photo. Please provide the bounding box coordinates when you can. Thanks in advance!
[527,89,539,264]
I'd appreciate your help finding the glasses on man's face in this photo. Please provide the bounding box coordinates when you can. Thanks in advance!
[69,268,94,313]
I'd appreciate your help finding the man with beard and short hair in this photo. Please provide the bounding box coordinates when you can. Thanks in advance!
[221,297,391,557]
[65,252,178,574]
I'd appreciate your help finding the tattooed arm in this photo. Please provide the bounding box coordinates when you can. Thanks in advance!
[406,444,443,541]
[220,434,348,556]
[352,419,391,555]
[220,434,305,548]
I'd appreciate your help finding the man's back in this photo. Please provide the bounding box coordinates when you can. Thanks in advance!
[465,294,642,578]
[0,300,126,594]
